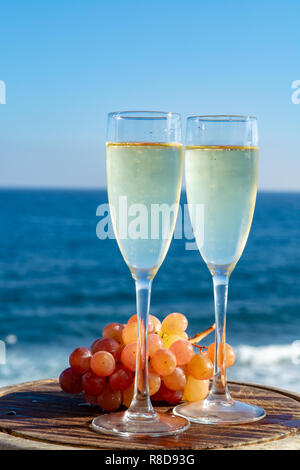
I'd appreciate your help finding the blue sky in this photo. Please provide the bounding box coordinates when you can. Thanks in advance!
[0,0,299,190]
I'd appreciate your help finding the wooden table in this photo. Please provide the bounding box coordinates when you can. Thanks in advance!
[0,379,299,450]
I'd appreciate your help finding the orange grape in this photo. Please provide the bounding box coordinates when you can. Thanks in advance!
[169,339,194,366]
[90,351,115,377]
[122,322,138,345]
[188,353,214,380]
[149,315,162,333]
[138,371,161,396]
[207,342,236,368]
[161,313,188,335]
[148,372,161,395]
[121,342,137,371]
[181,363,190,377]
[163,367,187,391]
[151,348,176,376]
[148,361,156,374]
[128,314,154,333]
[128,314,137,323]
[148,333,163,357]
[183,376,209,402]
[207,343,215,363]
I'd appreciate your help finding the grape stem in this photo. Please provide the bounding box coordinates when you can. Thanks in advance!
[189,323,216,345]
[193,345,208,352]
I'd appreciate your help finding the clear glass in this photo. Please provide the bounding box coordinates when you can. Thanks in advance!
[92,111,190,436]
[174,115,266,424]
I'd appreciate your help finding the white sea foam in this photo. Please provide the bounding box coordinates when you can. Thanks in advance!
[0,342,300,394]
[228,343,300,393]
[236,343,300,366]
[0,346,66,388]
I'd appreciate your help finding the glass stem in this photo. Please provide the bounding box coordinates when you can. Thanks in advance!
[208,271,232,402]
[125,275,157,421]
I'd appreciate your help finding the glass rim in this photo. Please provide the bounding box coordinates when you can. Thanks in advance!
[187,115,257,122]
[108,111,181,120]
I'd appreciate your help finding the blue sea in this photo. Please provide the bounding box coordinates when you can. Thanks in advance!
[0,189,299,392]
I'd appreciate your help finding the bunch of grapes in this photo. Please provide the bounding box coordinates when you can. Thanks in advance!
[59,313,235,412]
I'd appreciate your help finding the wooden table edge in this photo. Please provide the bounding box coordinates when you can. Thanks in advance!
[0,379,299,450]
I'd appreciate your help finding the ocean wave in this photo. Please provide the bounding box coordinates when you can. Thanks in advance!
[235,343,300,366]
[228,343,300,393]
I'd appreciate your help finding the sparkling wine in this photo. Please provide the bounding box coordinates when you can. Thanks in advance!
[185,146,259,272]
[106,142,182,277]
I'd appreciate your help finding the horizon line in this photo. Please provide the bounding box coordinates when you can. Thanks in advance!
[0,186,299,194]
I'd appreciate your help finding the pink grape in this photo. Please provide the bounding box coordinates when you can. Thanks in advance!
[151,387,164,402]
[163,367,187,391]
[151,348,176,376]
[102,322,124,344]
[97,386,122,412]
[109,364,133,391]
[128,314,154,333]
[149,315,162,333]
[122,383,134,408]
[84,394,99,405]
[207,342,236,368]
[148,334,163,357]
[59,368,82,394]
[159,382,183,404]
[69,347,91,374]
[90,338,121,361]
[169,339,194,366]
[121,342,137,371]
[138,371,161,396]
[82,370,106,395]
[148,372,161,396]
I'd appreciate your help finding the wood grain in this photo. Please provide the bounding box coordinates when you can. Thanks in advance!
[0,379,299,450]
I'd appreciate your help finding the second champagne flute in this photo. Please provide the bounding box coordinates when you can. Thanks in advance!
[92,111,190,436]
[174,115,266,424]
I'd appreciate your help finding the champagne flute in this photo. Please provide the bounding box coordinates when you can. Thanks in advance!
[92,111,190,436]
[174,115,266,424]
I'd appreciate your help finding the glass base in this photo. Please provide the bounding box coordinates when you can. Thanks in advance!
[92,411,190,437]
[173,399,266,425]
